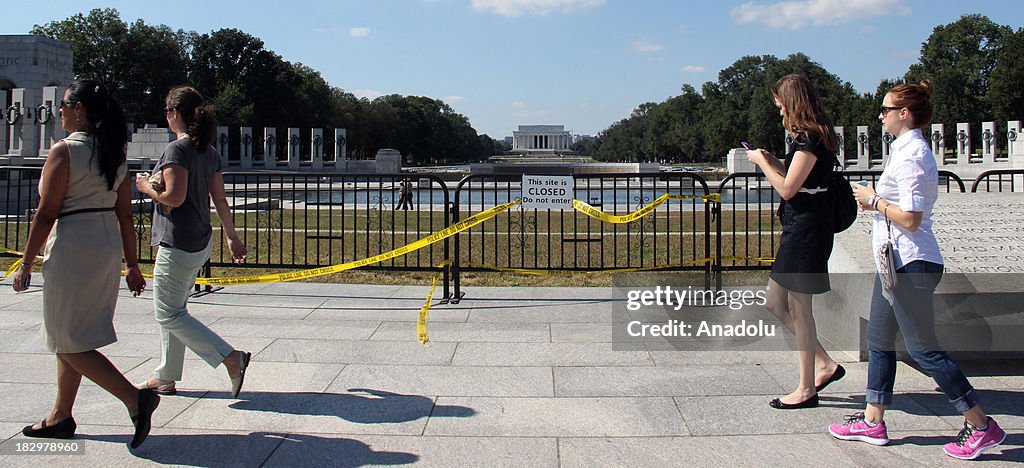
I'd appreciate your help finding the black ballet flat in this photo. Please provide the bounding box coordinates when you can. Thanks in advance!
[22,417,76,439]
[129,388,160,449]
[816,364,846,392]
[769,394,819,409]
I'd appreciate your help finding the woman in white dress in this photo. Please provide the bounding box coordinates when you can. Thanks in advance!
[12,80,158,448]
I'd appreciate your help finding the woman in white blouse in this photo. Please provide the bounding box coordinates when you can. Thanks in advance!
[828,81,1006,460]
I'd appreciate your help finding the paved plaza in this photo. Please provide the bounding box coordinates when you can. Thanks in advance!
[0,280,1021,466]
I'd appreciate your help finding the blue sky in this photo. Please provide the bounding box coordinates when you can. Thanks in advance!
[4,0,1021,138]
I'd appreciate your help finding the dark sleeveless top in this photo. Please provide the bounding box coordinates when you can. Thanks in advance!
[771,131,836,294]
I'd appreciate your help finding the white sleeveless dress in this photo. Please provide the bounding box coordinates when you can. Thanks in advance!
[40,131,128,353]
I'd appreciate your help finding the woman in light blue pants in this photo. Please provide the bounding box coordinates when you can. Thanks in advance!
[136,86,250,398]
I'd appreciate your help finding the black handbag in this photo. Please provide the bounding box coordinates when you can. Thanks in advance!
[831,158,857,233]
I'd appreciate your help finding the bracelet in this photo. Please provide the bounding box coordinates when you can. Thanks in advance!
[873,197,882,211]
[866,195,875,207]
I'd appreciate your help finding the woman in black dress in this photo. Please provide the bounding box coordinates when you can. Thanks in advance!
[746,74,844,409]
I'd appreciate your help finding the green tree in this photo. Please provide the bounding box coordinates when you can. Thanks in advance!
[989,28,1024,126]
[32,8,189,124]
[906,14,1012,127]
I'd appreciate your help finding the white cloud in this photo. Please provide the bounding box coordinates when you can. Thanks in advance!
[471,0,605,17]
[349,27,371,38]
[681,65,706,73]
[445,95,465,103]
[511,101,527,108]
[353,89,384,100]
[633,41,664,53]
[730,0,910,29]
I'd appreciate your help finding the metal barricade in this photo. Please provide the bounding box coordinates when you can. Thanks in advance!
[450,173,713,301]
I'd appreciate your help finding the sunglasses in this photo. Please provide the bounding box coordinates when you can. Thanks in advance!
[880,106,902,115]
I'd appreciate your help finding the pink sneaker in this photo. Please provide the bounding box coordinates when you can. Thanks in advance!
[828,412,890,445]
[943,417,1006,460]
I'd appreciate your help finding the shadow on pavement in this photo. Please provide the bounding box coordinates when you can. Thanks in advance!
[82,432,419,466]
[175,388,478,424]
[888,432,1024,463]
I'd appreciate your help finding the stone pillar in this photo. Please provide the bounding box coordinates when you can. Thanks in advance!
[287,127,300,170]
[38,86,65,157]
[1007,121,1022,157]
[855,126,869,169]
[264,128,278,169]
[311,129,324,170]
[8,88,41,157]
[334,128,347,172]
[214,126,229,168]
[980,122,998,163]
[955,123,971,165]
[881,128,895,168]
[0,93,8,156]
[240,127,253,169]
[834,126,845,166]
[930,124,945,166]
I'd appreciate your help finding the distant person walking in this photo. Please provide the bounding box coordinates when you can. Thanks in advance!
[12,79,157,448]
[828,81,1006,460]
[745,74,844,410]
[396,177,414,211]
[135,86,251,398]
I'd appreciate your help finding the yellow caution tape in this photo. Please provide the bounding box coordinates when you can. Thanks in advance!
[1,248,24,279]
[572,193,721,224]
[716,256,775,263]
[417,260,453,345]
[192,198,523,286]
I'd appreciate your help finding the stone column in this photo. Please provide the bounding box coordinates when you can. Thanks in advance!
[38,86,65,157]
[311,128,324,170]
[0,93,8,156]
[881,128,894,168]
[855,126,869,170]
[930,124,945,166]
[240,127,253,169]
[334,128,347,172]
[287,127,300,170]
[264,128,278,169]
[1008,121,1022,157]
[980,122,998,163]
[214,126,229,168]
[955,123,971,165]
[8,88,41,158]
[834,126,845,166]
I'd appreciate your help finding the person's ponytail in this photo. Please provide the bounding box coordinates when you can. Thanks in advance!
[167,86,218,153]
[187,103,217,152]
[66,80,127,190]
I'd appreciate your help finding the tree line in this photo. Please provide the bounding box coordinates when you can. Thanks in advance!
[32,11,1023,164]
[577,14,1023,162]
[31,8,502,164]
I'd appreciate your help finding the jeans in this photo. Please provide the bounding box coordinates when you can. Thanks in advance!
[152,242,233,381]
[865,260,979,413]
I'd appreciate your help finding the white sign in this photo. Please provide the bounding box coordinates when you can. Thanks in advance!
[521,175,574,210]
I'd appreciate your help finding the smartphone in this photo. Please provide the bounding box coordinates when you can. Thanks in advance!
[16,270,30,290]
[855,180,869,186]
[740,141,752,150]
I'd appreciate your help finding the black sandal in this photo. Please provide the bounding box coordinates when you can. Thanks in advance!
[23,417,76,439]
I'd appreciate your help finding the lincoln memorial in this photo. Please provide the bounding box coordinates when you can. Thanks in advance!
[511,125,572,152]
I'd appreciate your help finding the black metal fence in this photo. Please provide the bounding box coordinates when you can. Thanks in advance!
[0,166,994,300]
[972,169,1024,192]
[450,173,714,299]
